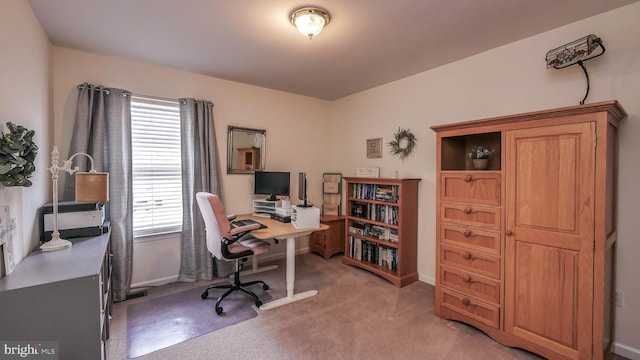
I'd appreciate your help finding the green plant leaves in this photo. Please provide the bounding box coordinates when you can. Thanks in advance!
[0,122,38,187]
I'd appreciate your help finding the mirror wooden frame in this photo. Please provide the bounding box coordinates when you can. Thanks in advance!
[227,126,266,174]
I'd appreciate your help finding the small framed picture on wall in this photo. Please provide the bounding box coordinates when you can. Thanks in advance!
[366,138,382,158]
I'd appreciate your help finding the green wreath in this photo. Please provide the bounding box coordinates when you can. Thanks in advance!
[0,122,38,187]
[388,127,416,160]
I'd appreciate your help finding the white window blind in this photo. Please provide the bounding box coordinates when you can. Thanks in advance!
[131,96,183,237]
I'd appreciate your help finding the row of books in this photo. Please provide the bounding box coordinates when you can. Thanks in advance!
[350,202,399,225]
[349,220,398,242]
[351,184,399,203]
[348,236,398,272]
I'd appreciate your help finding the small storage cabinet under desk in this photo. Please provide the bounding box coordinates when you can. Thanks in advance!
[0,231,112,360]
[309,215,345,260]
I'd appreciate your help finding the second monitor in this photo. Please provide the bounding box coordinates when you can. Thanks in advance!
[298,172,312,207]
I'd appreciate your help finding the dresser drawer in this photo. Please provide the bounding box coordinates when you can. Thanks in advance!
[441,203,500,229]
[441,244,500,279]
[439,287,500,329]
[440,265,500,304]
[441,172,500,205]
[441,223,501,254]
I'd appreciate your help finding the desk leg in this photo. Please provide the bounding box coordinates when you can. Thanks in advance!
[259,236,318,310]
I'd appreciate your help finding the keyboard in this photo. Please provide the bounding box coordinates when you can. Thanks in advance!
[231,219,267,229]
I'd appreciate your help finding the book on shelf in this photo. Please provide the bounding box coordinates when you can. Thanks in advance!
[350,202,398,226]
[348,235,398,272]
[349,221,397,242]
[352,183,399,203]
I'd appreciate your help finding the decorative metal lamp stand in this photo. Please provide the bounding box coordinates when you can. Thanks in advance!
[41,146,109,252]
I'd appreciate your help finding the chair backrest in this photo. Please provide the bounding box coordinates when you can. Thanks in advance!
[195,192,232,261]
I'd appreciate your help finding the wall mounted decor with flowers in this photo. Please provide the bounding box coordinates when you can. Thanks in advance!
[388,127,416,160]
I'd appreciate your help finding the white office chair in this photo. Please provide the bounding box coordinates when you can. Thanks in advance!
[195,192,270,315]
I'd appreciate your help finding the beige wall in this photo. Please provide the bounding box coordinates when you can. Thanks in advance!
[5,0,639,357]
[0,1,51,267]
[331,3,640,358]
[51,47,332,286]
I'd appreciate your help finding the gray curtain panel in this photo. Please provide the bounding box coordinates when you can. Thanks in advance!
[178,98,229,281]
[65,83,133,302]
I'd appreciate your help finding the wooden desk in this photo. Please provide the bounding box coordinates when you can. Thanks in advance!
[237,214,328,310]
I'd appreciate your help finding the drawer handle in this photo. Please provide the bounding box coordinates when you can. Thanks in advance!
[462,297,471,306]
[463,230,472,237]
[462,252,473,260]
[464,207,472,214]
[464,175,473,182]
[462,275,472,283]
[506,230,513,236]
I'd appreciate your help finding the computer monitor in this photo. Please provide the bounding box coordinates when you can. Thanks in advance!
[298,172,312,207]
[254,171,290,201]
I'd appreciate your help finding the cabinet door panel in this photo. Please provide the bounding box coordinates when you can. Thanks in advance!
[505,122,595,358]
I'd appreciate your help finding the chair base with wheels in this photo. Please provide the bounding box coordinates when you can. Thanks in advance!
[195,192,272,315]
[201,258,269,314]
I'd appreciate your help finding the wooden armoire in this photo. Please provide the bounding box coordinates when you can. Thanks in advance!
[431,101,626,360]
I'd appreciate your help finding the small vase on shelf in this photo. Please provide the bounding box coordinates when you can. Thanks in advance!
[472,158,489,170]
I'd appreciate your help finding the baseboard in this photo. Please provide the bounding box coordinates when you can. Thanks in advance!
[251,248,298,264]
[419,273,435,286]
[614,342,640,360]
[129,248,299,289]
[131,274,179,289]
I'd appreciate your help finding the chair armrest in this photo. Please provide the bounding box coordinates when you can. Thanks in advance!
[229,223,259,236]
[227,214,237,221]
[223,224,260,246]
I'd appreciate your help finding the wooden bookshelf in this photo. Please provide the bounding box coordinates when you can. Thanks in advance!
[343,177,420,287]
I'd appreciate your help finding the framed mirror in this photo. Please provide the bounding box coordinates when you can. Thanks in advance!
[227,126,266,174]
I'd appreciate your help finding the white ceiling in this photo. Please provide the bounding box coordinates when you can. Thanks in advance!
[27,0,639,100]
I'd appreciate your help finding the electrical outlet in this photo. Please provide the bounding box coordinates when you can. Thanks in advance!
[615,289,623,307]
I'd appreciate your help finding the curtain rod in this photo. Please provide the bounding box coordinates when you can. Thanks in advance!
[130,93,182,104]
[77,84,112,95]
[76,84,213,106]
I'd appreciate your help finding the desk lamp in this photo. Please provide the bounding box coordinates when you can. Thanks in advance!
[41,146,109,252]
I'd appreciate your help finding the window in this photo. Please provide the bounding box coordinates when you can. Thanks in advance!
[131,96,183,237]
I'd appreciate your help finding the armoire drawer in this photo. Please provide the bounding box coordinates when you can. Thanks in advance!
[439,287,500,329]
[440,223,501,255]
[441,172,500,205]
[440,265,500,304]
[441,202,500,229]
[440,244,500,279]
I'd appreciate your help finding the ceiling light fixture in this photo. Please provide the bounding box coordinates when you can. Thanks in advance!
[290,6,330,40]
